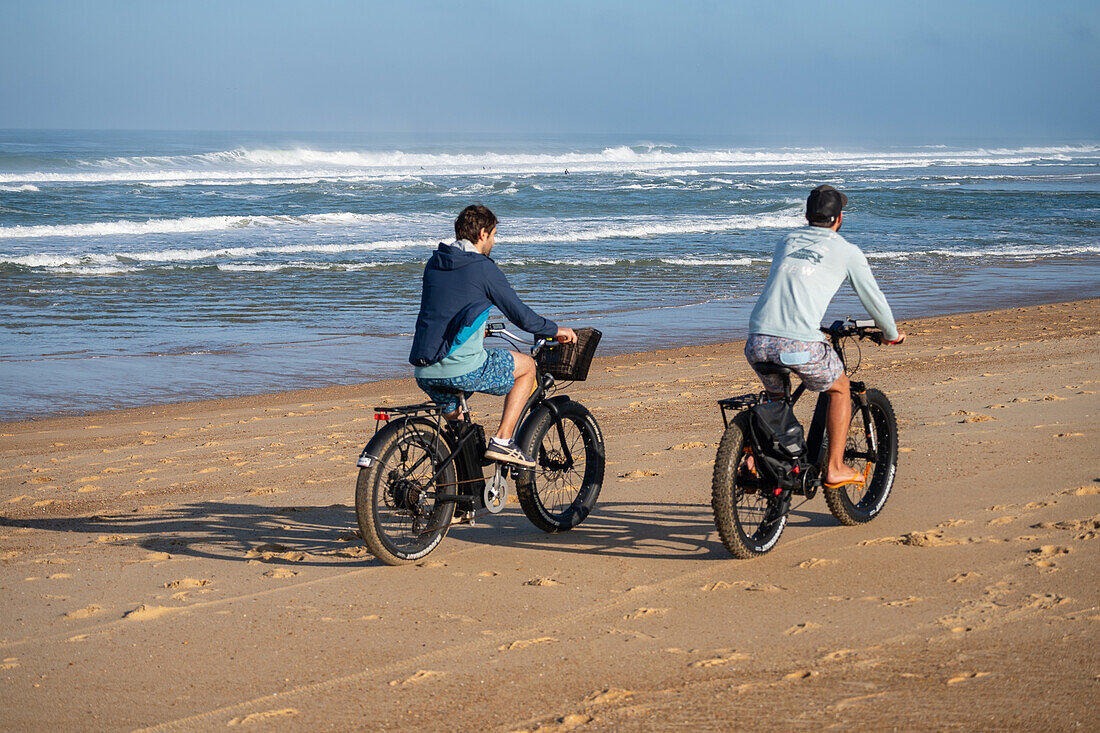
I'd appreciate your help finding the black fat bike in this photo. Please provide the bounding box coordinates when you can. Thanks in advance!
[711,318,899,558]
[354,325,605,565]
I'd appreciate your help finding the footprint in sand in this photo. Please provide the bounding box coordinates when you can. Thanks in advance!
[669,441,708,450]
[1,658,19,670]
[498,637,558,651]
[937,519,972,528]
[797,558,836,569]
[245,545,310,563]
[124,604,179,621]
[988,516,1017,526]
[822,649,857,662]
[1061,485,1100,496]
[784,622,822,635]
[690,652,750,668]
[1032,516,1100,533]
[606,627,654,640]
[948,572,981,583]
[164,578,210,589]
[701,580,785,592]
[625,608,668,620]
[585,688,636,706]
[1027,545,1072,571]
[784,670,816,680]
[263,568,298,579]
[617,469,660,479]
[882,597,922,607]
[861,529,973,548]
[246,486,283,496]
[1023,593,1071,611]
[227,708,299,726]
[947,672,992,685]
[64,604,103,619]
[525,577,560,587]
[389,670,443,686]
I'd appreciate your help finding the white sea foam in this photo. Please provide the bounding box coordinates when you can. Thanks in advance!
[659,257,758,266]
[867,243,1100,260]
[503,210,803,244]
[0,184,39,192]
[2,238,436,268]
[0,211,424,240]
[5,144,1098,185]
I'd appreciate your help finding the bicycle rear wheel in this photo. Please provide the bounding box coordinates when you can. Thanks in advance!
[355,420,456,565]
[711,414,788,558]
[825,388,898,525]
[515,400,605,532]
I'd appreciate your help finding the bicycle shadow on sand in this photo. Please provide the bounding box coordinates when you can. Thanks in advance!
[455,499,839,561]
[0,501,370,568]
[1,498,840,567]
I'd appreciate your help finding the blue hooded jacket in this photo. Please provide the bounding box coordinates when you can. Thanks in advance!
[409,242,558,377]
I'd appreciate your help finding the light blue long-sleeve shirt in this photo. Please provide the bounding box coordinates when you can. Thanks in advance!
[748,227,899,342]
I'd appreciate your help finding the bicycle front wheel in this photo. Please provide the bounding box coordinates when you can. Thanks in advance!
[515,400,605,532]
[825,387,899,525]
[355,420,456,565]
[711,414,788,558]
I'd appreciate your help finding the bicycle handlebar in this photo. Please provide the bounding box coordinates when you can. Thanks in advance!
[486,322,557,356]
[821,318,886,345]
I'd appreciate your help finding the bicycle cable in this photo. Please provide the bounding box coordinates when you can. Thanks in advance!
[843,335,864,377]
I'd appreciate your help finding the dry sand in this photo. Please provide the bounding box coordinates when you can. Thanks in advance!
[1,299,1097,731]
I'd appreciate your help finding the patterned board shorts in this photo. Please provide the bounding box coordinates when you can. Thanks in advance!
[416,348,516,414]
[744,334,844,393]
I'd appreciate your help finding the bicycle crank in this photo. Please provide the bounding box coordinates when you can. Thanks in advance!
[483,464,508,514]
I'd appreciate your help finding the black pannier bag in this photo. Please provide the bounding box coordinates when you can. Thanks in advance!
[747,400,809,489]
[446,420,487,500]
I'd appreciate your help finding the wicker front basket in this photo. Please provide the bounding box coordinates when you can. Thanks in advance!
[536,327,602,381]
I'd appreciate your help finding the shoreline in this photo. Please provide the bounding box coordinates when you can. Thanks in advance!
[5,294,1096,428]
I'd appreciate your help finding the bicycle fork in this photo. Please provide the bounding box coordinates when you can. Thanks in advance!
[806,382,878,470]
[850,381,878,458]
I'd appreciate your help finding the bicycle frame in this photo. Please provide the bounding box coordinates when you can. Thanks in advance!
[718,322,880,486]
[357,329,572,524]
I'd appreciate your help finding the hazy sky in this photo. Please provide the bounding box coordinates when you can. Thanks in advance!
[2,0,1098,141]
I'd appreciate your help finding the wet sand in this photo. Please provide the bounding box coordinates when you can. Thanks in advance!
[1,299,1097,730]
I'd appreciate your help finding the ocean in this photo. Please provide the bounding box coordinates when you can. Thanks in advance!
[1,130,1098,420]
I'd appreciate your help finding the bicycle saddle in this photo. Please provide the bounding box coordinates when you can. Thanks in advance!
[751,362,794,376]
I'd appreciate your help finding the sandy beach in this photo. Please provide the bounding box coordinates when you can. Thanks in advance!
[1,299,1097,730]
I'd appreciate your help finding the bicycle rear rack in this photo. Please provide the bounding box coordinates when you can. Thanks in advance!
[717,393,763,428]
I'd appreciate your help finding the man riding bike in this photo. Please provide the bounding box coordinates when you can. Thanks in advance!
[745,185,906,488]
[409,204,576,469]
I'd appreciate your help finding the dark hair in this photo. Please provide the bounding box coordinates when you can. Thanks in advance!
[454,204,497,243]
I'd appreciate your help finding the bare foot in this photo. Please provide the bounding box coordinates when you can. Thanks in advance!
[825,465,863,486]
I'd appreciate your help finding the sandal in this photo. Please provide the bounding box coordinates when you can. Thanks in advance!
[823,464,871,490]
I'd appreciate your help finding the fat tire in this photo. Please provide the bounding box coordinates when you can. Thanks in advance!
[355,421,456,565]
[711,414,788,558]
[515,400,605,532]
[824,388,898,526]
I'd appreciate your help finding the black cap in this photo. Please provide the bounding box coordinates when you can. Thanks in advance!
[806,184,848,225]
